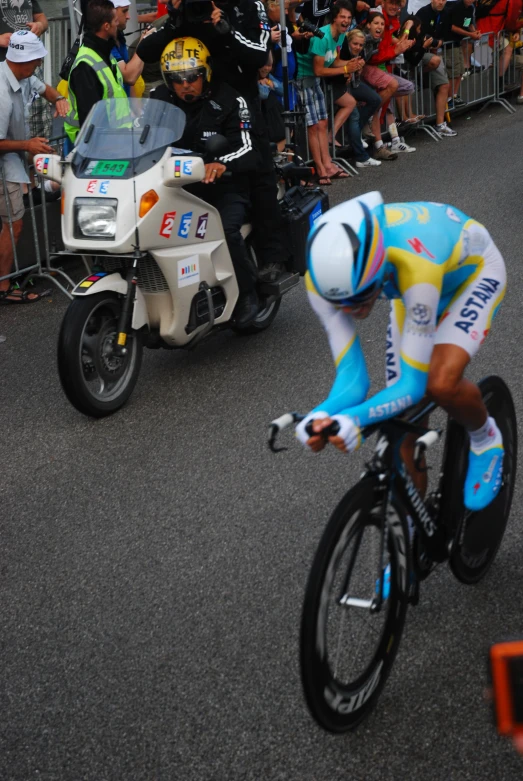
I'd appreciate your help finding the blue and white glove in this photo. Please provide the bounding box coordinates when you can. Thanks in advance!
[296,411,330,449]
[330,414,362,453]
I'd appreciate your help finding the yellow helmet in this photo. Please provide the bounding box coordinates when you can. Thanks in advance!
[160,37,212,91]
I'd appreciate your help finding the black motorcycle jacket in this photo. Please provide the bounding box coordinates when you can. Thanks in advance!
[150,82,260,184]
[137,0,270,104]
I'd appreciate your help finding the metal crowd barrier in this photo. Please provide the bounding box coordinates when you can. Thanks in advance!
[0,148,87,300]
[293,28,523,163]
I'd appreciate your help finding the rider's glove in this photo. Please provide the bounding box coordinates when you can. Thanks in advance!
[296,411,330,449]
[331,414,362,453]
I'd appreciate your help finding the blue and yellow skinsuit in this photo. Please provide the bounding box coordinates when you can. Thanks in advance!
[306,201,506,429]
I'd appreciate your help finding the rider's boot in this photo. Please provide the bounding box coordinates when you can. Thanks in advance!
[464,416,504,512]
[233,289,259,326]
[258,261,286,282]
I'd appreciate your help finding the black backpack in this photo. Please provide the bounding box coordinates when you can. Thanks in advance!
[59,15,84,81]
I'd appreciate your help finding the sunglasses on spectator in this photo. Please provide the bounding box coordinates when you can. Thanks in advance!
[167,69,203,85]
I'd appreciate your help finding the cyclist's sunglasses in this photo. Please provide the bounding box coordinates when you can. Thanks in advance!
[336,279,382,308]
[167,68,204,85]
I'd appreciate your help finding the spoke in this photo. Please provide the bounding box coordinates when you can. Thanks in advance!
[333,609,347,679]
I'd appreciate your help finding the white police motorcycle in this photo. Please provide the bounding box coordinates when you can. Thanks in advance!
[36,98,325,417]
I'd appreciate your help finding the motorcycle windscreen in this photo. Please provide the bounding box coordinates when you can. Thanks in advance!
[71,97,187,239]
[72,97,187,181]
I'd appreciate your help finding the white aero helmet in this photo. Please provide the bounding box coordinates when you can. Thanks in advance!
[307,191,386,306]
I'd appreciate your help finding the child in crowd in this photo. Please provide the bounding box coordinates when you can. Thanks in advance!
[333,29,383,167]
[258,52,286,151]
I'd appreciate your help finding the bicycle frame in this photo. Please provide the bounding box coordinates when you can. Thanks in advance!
[361,401,451,568]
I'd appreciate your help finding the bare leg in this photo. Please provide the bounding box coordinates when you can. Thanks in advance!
[332,93,356,139]
[307,123,329,179]
[435,82,449,125]
[316,118,335,175]
[371,79,398,142]
[400,344,487,495]
[499,42,512,77]
[0,219,23,292]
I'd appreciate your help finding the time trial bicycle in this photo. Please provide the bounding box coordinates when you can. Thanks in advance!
[268,375,517,732]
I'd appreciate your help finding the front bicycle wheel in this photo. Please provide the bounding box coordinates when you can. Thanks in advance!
[445,375,517,584]
[300,479,409,733]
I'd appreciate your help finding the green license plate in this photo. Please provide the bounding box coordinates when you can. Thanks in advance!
[90,160,130,177]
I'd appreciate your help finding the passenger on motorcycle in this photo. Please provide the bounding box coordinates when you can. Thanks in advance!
[151,36,260,325]
[296,191,506,513]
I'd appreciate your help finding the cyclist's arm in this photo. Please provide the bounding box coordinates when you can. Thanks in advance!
[340,274,444,428]
[306,273,370,415]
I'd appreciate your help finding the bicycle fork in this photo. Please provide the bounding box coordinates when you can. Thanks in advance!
[337,484,393,614]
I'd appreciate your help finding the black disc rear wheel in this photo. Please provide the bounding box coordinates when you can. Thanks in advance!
[300,480,409,732]
[444,375,517,584]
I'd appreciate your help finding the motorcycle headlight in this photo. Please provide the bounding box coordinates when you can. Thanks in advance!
[74,198,118,240]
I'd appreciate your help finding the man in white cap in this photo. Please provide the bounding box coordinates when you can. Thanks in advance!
[0,30,70,304]
[110,0,146,94]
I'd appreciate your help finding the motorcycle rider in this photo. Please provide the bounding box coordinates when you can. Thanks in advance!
[137,0,288,279]
[151,37,260,325]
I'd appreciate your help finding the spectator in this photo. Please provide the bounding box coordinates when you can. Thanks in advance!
[405,6,457,136]
[444,0,482,107]
[294,0,351,183]
[258,50,286,148]
[310,0,353,175]
[109,0,147,96]
[358,12,400,159]
[0,0,47,62]
[0,1,51,143]
[368,0,417,155]
[64,0,127,145]
[266,0,299,109]
[476,0,523,101]
[0,32,69,304]
[334,28,383,166]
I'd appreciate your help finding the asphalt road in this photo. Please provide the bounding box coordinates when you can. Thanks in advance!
[2,103,523,781]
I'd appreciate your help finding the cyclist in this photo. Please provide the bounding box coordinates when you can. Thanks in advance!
[296,191,506,512]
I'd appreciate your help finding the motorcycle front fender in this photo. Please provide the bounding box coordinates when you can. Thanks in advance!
[72,272,149,330]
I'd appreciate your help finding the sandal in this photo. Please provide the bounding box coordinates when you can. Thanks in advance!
[318,177,332,186]
[329,169,350,180]
[0,287,42,304]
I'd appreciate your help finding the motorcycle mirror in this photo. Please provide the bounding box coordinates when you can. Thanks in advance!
[204,134,231,162]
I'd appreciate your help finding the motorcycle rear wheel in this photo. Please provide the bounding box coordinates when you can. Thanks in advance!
[58,292,143,418]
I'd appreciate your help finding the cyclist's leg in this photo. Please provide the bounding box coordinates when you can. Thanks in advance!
[386,300,430,496]
[428,237,507,510]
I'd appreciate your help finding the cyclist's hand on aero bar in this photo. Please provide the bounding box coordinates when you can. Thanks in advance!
[296,411,330,451]
[324,414,362,453]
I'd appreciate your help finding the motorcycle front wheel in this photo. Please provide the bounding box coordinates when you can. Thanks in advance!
[58,292,143,418]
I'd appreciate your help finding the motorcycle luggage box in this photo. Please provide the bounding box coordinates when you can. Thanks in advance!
[279,185,330,275]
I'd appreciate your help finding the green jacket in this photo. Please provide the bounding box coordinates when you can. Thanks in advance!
[65,44,128,143]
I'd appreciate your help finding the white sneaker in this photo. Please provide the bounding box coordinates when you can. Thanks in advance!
[390,137,416,153]
[356,157,382,167]
[361,136,369,149]
[436,122,457,137]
